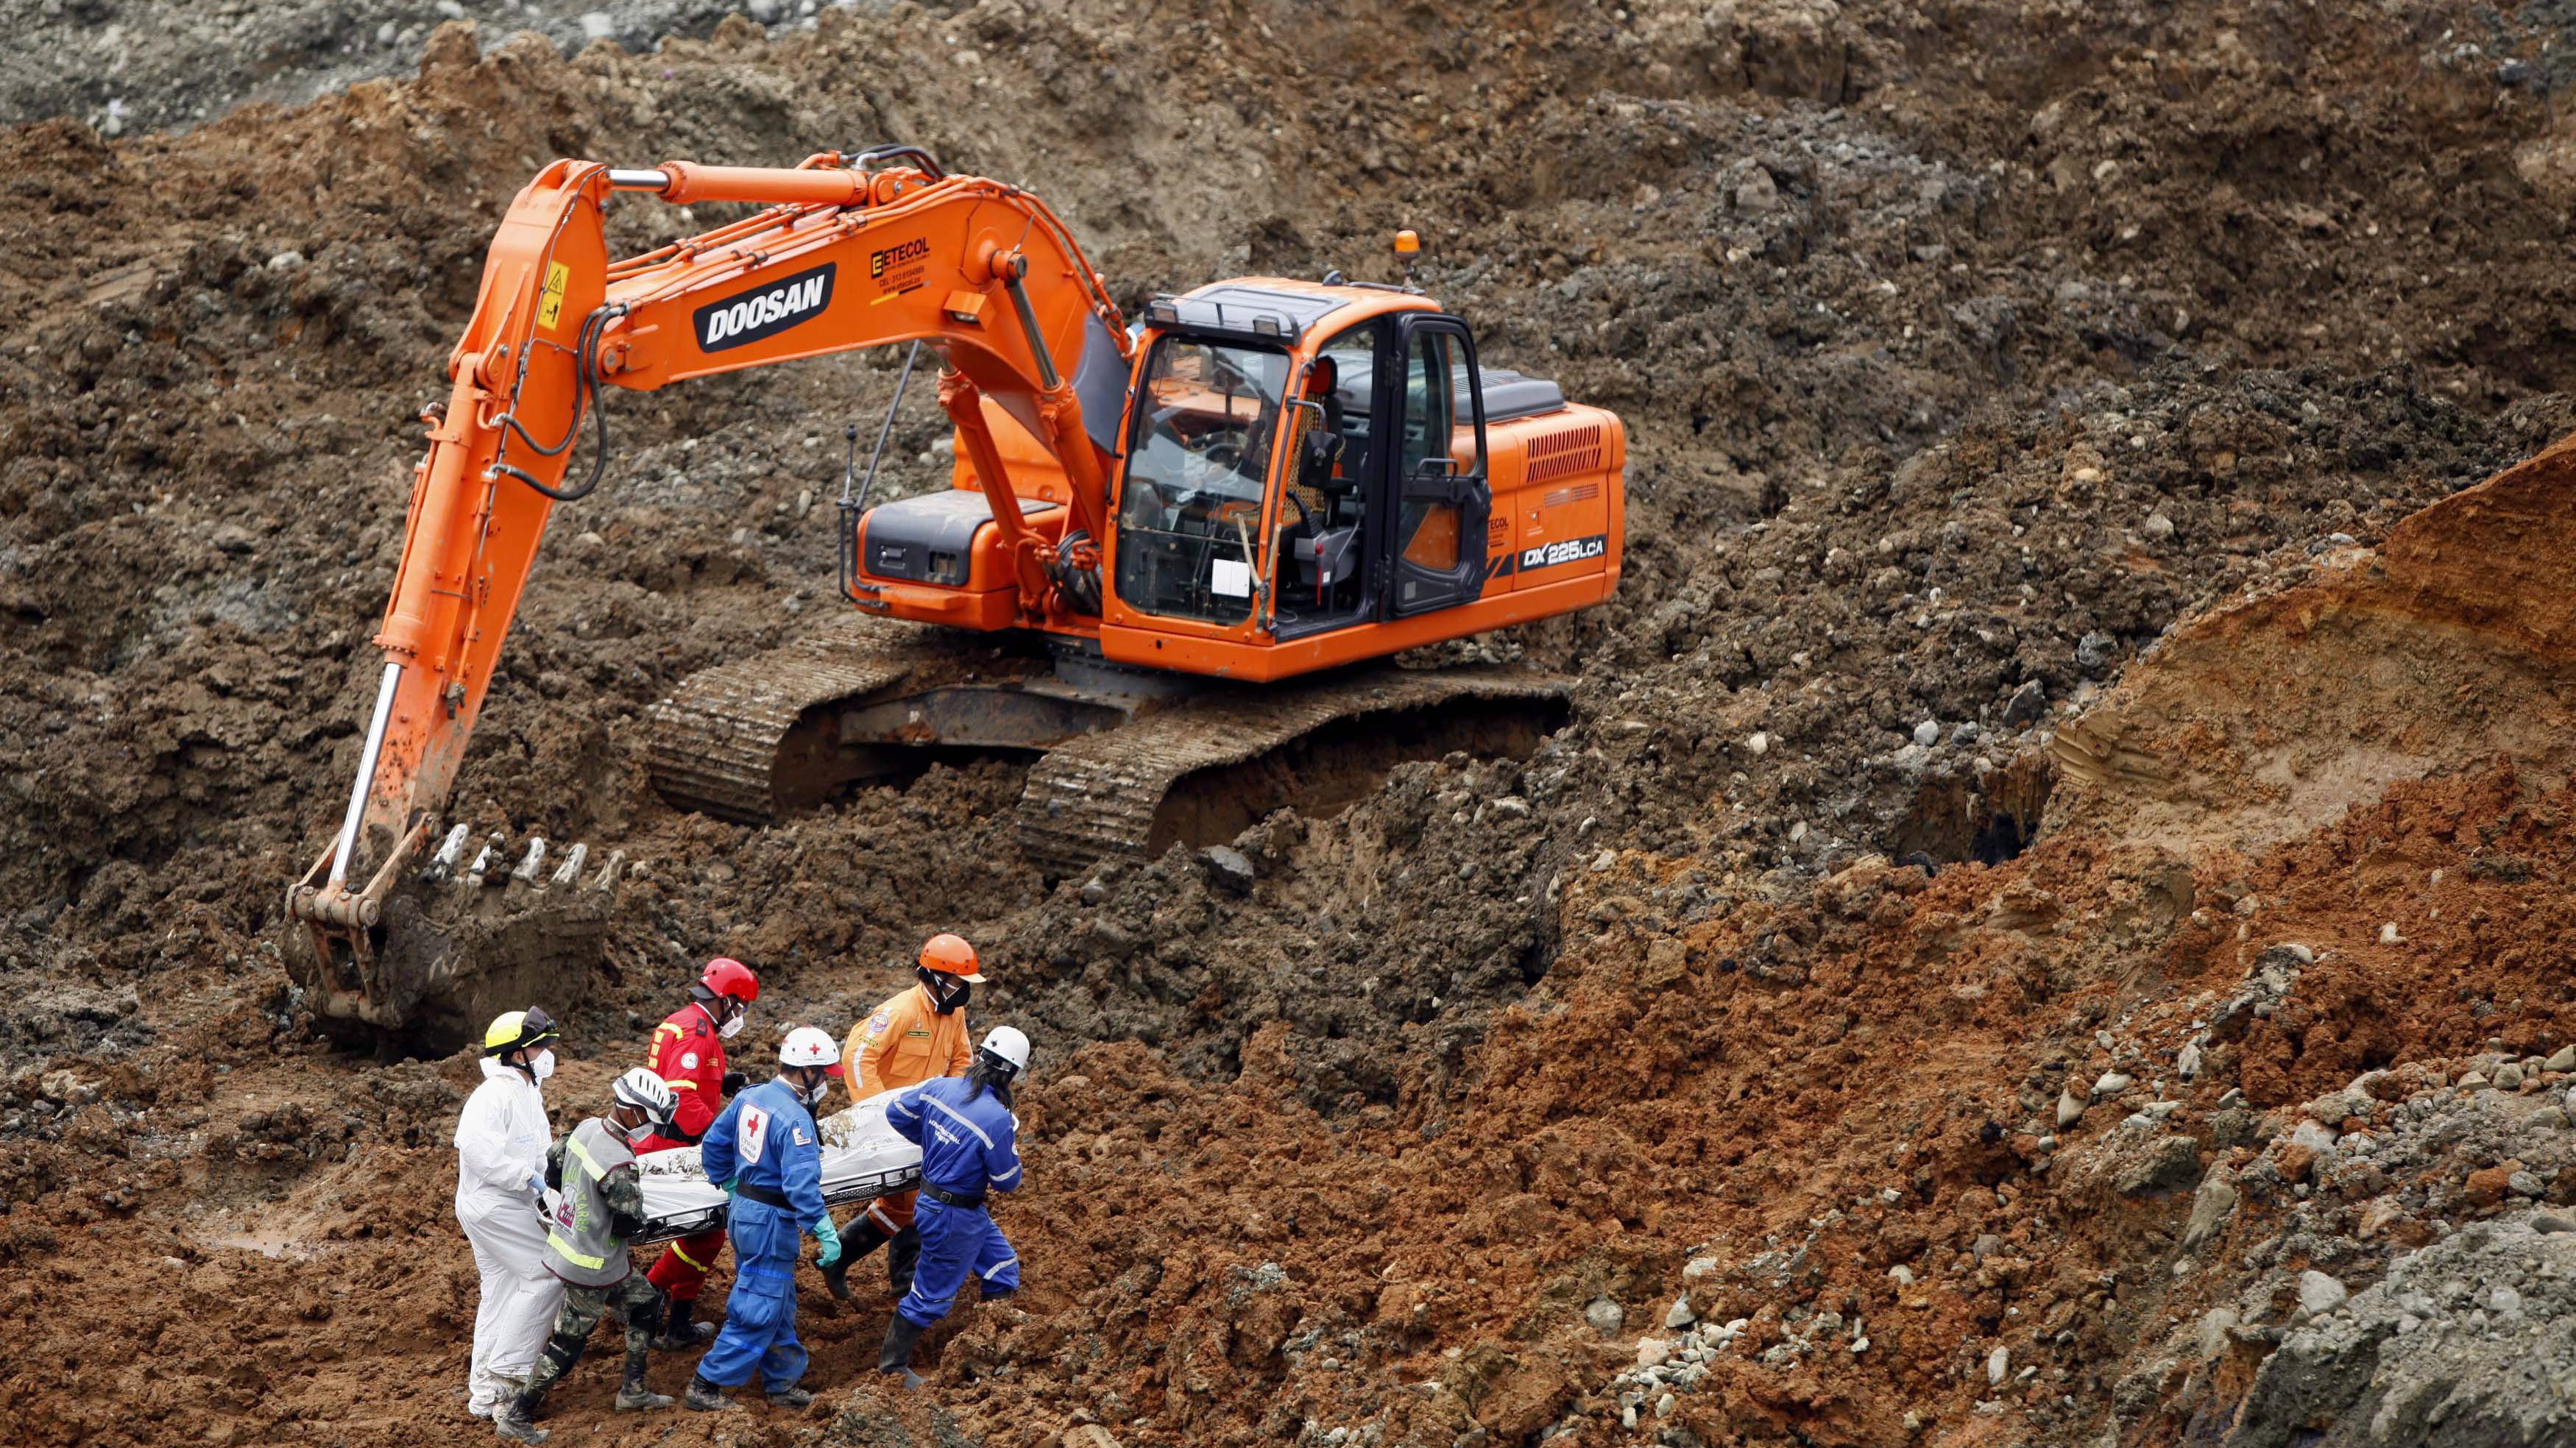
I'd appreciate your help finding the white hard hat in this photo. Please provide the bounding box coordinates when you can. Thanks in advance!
[779,1026,843,1074]
[612,1066,677,1126]
[979,1026,1031,1076]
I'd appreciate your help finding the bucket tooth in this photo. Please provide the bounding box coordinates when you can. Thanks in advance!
[424,822,473,882]
[467,832,506,888]
[592,851,626,892]
[512,837,548,884]
[548,842,589,888]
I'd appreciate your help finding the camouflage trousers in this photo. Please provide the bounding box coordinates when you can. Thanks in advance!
[523,1273,665,1402]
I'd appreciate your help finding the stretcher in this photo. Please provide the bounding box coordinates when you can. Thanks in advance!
[626,1086,921,1246]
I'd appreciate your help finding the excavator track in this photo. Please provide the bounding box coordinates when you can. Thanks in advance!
[643,617,944,823]
[1013,665,1574,877]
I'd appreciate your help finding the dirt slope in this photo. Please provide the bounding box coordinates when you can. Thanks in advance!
[10,1,2576,1446]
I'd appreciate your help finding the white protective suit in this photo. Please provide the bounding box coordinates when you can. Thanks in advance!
[454,1057,564,1415]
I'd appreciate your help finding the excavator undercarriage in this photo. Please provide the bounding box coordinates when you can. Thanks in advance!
[644,615,1574,876]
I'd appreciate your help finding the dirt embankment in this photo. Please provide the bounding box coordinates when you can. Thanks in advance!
[7,1,2576,1446]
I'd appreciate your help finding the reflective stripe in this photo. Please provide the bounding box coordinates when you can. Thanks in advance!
[669,1240,710,1270]
[548,1231,607,1270]
[980,1256,1017,1280]
[926,1097,995,1150]
[564,1132,609,1182]
[866,1201,900,1232]
[668,1079,699,1089]
[989,1160,1022,1188]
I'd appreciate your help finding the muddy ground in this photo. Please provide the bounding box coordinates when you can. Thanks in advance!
[9,0,2576,1445]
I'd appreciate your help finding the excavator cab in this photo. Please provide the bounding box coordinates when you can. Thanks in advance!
[1103,283,1515,653]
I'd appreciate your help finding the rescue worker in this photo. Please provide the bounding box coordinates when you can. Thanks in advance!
[684,1026,846,1413]
[456,1007,565,1420]
[877,1026,1030,1391]
[637,957,761,1349]
[494,1069,684,1442]
[821,934,985,1303]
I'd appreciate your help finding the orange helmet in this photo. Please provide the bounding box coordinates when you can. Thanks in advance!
[918,933,987,983]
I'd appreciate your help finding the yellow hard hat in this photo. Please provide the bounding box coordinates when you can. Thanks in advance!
[482,1006,560,1056]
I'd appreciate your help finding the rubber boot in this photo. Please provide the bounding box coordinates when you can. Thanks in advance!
[683,1376,729,1413]
[614,1363,674,1412]
[823,1216,894,1302]
[768,1384,815,1409]
[886,1226,922,1299]
[654,1296,716,1351]
[492,1394,550,1444]
[878,1314,930,1391]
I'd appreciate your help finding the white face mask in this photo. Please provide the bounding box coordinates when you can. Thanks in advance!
[719,1008,746,1040]
[529,1048,556,1082]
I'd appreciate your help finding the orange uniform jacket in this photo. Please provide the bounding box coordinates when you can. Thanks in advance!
[846,984,971,1100]
[640,1001,729,1146]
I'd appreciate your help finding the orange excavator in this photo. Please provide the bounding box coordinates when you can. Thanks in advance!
[283,146,1624,1040]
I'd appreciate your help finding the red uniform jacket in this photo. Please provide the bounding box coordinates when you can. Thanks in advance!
[637,1001,729,1149]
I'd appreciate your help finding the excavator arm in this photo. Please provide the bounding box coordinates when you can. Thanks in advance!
[286,148,1130,1032]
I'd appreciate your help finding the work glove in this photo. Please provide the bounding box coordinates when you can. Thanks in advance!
[812,1215,843,1269]
[718,1178,738,1198]
[722,1071,748,1096]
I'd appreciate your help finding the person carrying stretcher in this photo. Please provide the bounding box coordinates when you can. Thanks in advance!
[874,1026,1032,1389]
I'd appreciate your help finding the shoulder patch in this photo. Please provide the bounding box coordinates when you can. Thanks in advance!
[792,1126,813,1147]
[680,1051,700,1071]
[865,1010,892,1038]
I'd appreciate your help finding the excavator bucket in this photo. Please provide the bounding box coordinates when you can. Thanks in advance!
[645,615,1573,874]
[283,823,623,1049]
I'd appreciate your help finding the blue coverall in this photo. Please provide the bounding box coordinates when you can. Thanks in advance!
[886,1076,1022,1329]
[697,1079,829,1392]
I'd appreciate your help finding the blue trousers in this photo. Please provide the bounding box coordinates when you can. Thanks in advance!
[698,1196,808,1391]
[896,1195,1019,1329]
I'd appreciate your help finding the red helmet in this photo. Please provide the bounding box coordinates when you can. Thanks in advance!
[698,957,760,1003]
[918,933,987,983]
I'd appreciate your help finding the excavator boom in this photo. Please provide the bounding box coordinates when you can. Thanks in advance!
[287,149,1134,1037]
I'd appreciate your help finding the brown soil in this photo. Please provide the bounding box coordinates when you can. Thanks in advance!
[10,1,2576,1446]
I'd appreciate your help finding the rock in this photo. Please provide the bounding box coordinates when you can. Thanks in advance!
[2296,1271,2348,1316]
[1744,731,1770,756]
[1986,1346,2009,1385]
[1681,1256,1719,1282]
[2535,1215,2576,1234]
[578,10,615,38]
[2182,1176,2239,1249]
[2198,1307,2238,1360]
[1590,849,1616,873]
[1079,877,1111,905]
[38,1071,96,1106]
[1912,719,1939,746]
[2001,680,2048,727]
[2546,1046,2575,1073]
[2379,922,2402,944]
[2116,1134,2204,1195]
[2495,1063,2527,1090]
[1886,1264,1915,1285]
[2076,631,2118,674]
[1663,1296,1696,1330]
[2460,1071,2491,1090]
[2177,1042,2202,1079]
[265,249,305,272]
[1635,1338,1673,1369]
[2289,1119,2339,1154]
[2452,1159,2514,1205]
[2489,1285,2524,1317]
[2142,512,2175,541]
[2057,1088,2087,1126]
[2510,1171,2546,1199]
[2092,1071,2134,1099]
[1655,1394,1676,1420]
[1585,1299,1625,1338]
[1197,845,1256,895]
